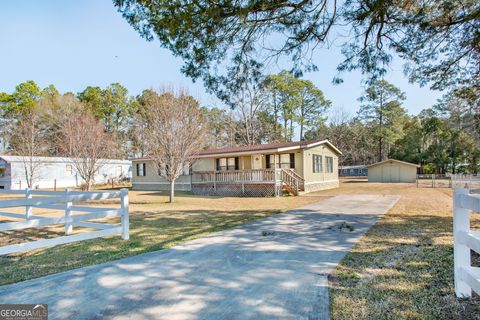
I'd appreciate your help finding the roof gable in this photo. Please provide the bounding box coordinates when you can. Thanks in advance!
[367,159,420,168]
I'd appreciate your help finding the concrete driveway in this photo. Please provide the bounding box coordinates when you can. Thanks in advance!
[0,195,399,320]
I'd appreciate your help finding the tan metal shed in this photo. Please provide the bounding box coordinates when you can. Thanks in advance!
[368,159,419,183]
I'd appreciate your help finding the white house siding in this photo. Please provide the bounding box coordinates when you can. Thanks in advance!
[0,156,131,190]
[131,159,193,191]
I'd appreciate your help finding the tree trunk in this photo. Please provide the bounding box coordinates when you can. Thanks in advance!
[273,92,278,140]
[169,179,175,203]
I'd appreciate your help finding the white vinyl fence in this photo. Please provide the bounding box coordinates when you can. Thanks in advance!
[0,188,129,255]
[453,188,480,297]
[451,174,480,193]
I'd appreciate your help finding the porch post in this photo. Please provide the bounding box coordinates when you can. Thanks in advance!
[274,154,280,197]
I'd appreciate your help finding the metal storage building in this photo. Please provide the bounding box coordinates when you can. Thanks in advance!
[368,159,419,183]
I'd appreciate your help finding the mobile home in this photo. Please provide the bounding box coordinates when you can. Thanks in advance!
[132,139,342,196]
[0,156,132,190]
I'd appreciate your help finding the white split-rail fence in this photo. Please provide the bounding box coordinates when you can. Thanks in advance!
[453,188,480,298]
[0,188,129,256]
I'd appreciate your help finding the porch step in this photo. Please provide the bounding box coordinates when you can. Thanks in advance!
[282,184,298,196]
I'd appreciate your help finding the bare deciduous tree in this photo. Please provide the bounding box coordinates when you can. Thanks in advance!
[57,109,117,190]
[142,88,206,203]
[232,81,268,146]
[10,110,46,188]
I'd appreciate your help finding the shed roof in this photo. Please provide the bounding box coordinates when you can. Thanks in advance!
[367,159,420,168]
[339,165,368,170]
[0,155,131,164]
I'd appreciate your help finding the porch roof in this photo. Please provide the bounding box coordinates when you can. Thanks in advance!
[196,139,342,158]
[130,139,342,162]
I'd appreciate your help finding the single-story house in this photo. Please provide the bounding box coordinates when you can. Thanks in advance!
[368,159,419,183]
[0,156,132,190]
[339,165,368,177]
[132,139,342,196]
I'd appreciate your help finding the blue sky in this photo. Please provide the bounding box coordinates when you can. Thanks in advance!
[0,0,443,117]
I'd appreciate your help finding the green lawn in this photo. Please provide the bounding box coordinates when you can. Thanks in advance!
[318,181,480,320]
[0,190,324,285]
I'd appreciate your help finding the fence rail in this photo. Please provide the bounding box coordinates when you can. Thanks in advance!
[416,174,452,188]
[453,188,480,297]
[451,174,480,193]
[0,188,129,255]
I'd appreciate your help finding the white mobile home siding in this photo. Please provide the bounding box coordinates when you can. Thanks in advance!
[0,156,131,190]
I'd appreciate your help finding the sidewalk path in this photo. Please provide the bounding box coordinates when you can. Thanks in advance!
[0,195,400,320]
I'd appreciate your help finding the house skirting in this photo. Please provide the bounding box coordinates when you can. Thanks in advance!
[191,183,276,197]
[304,180,339,192]
[132,181,192,191]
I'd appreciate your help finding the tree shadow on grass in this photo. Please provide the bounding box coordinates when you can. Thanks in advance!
[0,208,387,319]
[328,213,480,320]
[0,209,478,319]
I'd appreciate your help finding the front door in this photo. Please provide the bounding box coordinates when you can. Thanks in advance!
[251,154,262,170]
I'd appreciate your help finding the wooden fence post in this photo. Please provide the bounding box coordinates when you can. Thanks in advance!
[120,188,129,240]
[25,188,32,220]
[453,188,471,297]
[64,189,73,234]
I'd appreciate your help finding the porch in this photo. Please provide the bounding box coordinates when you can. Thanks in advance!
[191,168,305,197]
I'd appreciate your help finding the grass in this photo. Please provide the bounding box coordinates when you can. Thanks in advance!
[2,181,479,319]
[318,179,480,320]
[0,190,325,286]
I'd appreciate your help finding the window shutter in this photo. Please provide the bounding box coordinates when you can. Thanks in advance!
[143,163,146,176]
[266,155,270,169]
[290,153,295,169]
[136,163,139,176]
[235,157,239,170]
[312,155,316,173]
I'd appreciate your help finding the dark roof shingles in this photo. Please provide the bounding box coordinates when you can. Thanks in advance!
[197,139,323,156]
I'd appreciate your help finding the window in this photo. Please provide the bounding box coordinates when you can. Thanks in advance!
[65,164,73,174]
[216,157,239,171]
[326,156,334,173]
[227,157,236,171]
[312,154,322,173]
[267,153,295,169]
[136,163,146,176]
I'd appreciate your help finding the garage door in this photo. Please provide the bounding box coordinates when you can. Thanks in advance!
[381,165,400,182]
[390,166,400,182]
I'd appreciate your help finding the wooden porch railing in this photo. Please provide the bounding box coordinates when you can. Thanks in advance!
[192,169,277,184]
[285,168,305,191]
[192,169,304,196]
